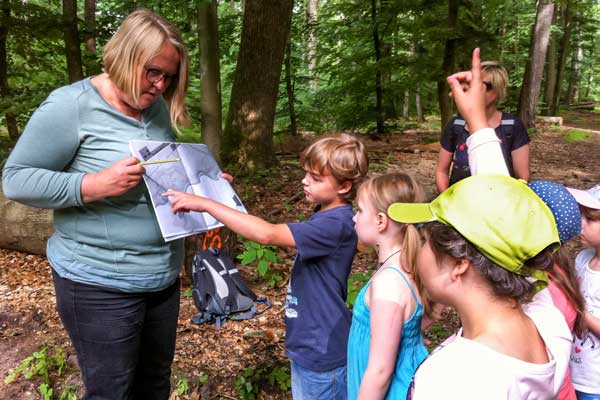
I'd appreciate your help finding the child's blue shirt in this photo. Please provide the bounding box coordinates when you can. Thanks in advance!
[285,203,357,372]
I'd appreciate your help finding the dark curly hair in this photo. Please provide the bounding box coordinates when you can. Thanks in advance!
[423,221,554,304]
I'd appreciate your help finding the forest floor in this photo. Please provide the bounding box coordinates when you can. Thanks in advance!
[2,110,600,400]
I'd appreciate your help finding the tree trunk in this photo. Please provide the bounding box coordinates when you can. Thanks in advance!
[566,22,582,104]
[518,1,554,129]
[307,0,318,90]
[62,0,83,83]
[83,0,96,53]
[370,0,384,133]
[584,32,593,99]
[381,5,397,119]
[0,0,18,140]
[437,0,459,133]
[549,1,573,115]
[284,37,298,136]
[403,90,409,118]
[543,8,558,116]
[0,187,54,255]
[416,84,424,123]
[198,0,223,164]
[222,0,293,173]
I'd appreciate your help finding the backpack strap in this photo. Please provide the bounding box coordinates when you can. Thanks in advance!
[499,118,515,141]
[214,248,258,302]
[214,248,273,316]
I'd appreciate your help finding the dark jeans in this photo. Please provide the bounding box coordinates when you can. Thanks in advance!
[52,270,180,400]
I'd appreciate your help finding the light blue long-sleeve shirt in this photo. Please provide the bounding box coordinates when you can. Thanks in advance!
[2,78,183,292]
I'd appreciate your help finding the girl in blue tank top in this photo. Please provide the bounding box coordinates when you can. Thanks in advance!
[348,173,430,399]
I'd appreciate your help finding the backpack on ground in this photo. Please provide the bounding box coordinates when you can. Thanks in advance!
[191,247,271,328]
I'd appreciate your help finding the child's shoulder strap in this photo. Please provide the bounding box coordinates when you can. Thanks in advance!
[381,266,419,304]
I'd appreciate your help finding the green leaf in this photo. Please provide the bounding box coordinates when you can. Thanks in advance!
[5,372,16,384]
[264,250,279,263]
[240,250,257,265]
[257,260,268,276]
[198,373,208,384]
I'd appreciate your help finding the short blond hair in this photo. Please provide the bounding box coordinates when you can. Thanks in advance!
[300,134,369,201]
[482,61,509,102]
[103,9,189,129]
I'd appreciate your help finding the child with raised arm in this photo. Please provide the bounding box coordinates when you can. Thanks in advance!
[164,134,368,400]
[347,173,429,400]
[565,184,600,400]
[394,49,571,399]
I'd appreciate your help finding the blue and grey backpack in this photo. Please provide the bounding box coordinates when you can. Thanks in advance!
[191,248,271,328]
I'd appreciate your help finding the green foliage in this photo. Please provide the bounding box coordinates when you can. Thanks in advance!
[5,346,61,385]
[175,377,190,395]
[39,383,53,400]
[183,287,193,297]
[175,125,203,144]
[198,372,209,385]
[234,366,291,400]
[564,129,592,142]
[266,366,291,392]
[234,368,260,400]
[3,0,600,159]
[5,344,78,400]
[237,240,283,287]
[347,270,374,308]
[59,386,79,400]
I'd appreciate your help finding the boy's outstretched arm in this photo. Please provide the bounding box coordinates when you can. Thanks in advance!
[162,190,296,248]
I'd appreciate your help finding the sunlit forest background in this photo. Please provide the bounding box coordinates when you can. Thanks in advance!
[1,0,600,169]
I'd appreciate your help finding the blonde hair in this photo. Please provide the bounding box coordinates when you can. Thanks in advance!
[300,134,369,201]
[103,9,189,129]
[359,173,432,315]
[481,61,509,103]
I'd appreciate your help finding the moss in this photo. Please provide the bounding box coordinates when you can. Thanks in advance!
[564,129,592,142]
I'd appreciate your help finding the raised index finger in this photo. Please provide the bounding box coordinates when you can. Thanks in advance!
[470,48,482,86]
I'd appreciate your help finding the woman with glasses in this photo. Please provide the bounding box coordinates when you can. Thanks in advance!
[435,61,530,192]
[3,10,189,400]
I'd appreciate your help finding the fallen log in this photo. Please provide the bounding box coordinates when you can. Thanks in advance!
[0,186,53,255]
[568,102,595,110]
[536,116,563,126]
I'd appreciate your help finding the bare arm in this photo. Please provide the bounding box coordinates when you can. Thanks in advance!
[435,149,453,192]
[357,276,407,400]
[585,312,600,338]
[511,144,530,182]
[163,190,296,247]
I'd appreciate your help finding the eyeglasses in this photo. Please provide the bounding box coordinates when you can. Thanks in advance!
[483,81,493,91]
[145,67,177,85]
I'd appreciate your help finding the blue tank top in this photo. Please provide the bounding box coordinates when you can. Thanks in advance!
[347,266,428,399]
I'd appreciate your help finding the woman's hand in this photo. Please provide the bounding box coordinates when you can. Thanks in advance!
[81,156,145,203]
[447,48,488,133]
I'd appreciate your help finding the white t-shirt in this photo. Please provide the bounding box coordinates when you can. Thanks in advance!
[412,298,572,399]
[570,248,600,394]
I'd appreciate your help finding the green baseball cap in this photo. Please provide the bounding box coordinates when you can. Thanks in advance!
[388,175,560,288]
